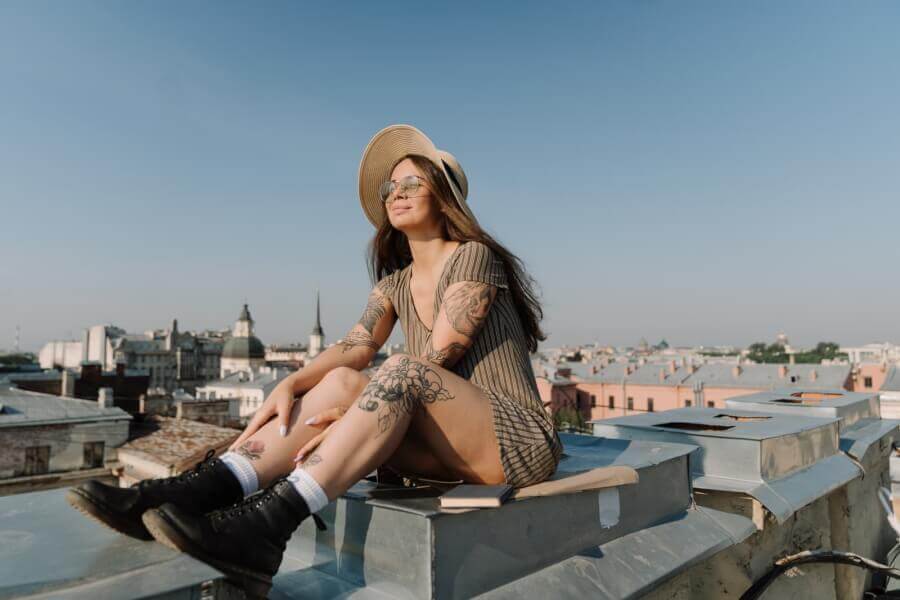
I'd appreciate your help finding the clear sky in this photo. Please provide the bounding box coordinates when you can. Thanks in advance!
[2,1,899,352]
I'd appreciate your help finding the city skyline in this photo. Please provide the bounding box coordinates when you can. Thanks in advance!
[4,2,900,351]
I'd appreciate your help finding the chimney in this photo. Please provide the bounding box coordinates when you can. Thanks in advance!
[681,357,688,367]
[638,357,646,366]
[98,387,114,409]
[139,393,147,414]
[778,365,788,378]
[658,369,666,383]
[61,370,75,397]
[669,360,677,375]
[732,365,742,378]
[810,369,818,382]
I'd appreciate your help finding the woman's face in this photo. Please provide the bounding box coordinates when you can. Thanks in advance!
[385,158,442,232]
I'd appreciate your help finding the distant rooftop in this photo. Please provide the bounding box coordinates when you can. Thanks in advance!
[0,385,131,428]
[120,415,239,468]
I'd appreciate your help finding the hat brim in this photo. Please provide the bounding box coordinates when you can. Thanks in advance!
[358,124,474,228]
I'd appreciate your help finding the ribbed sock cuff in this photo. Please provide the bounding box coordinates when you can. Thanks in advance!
[286,468,329,513]
[220,452,259,497]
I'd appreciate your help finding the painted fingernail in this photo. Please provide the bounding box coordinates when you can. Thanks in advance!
[279,425,287,437]
[295,453,304,462]
[305,417,316,425]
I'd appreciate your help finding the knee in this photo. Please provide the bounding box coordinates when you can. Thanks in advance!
[321,366,369,396]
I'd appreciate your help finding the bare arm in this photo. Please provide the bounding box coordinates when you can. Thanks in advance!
[424,280,499,369]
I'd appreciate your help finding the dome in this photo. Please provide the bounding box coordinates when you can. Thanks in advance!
[222,336,265,359]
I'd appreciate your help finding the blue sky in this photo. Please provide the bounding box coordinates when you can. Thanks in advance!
[2,1,899,352]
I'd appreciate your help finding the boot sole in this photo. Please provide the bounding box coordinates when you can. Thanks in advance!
[65,487,153,541]
[141,509,273,600]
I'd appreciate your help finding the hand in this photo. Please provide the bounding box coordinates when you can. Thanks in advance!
[294,406,348,464]
[229,383,297,452]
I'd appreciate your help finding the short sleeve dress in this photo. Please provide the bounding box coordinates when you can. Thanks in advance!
[375,241,562,489]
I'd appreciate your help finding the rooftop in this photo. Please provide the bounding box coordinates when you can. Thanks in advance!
[119,416,239,469]
[0,385,131,429]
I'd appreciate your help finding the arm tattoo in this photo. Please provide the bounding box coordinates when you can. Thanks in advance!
[236,440,265,461]
[300,452,322,469]
[338,329,379,353]
[357,356,454,435]
[425,341,468,367]
[358,291,388,334]
[444,282,495,337]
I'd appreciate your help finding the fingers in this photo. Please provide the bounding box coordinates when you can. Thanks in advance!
[304,406,347,427]
[278,396,297,438]
[295,423,335,463]
[229,408,272,451]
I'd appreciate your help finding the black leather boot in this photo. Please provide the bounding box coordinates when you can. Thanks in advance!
[66,449,244,540]
[142,477,327,599]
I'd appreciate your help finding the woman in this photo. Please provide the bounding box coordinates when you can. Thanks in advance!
[67,124,562,599]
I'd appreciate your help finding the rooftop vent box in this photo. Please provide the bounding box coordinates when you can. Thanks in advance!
[280,433,698,599]
[592,407,860,523]
[725,388,880,429]
[725,388,900,466]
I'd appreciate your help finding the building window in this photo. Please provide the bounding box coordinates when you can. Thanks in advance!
[685,399,692,407]
[864,376,873,388]
[591,394,597,407]
[24,446,50,476]
[83,441,105,468]
[627,397,634,410]
[707,401,715,408]
[608,395,615,409]
[790,375,799,383]
[647,398,654,412]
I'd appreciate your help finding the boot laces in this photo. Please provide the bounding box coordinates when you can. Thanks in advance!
[138,448,217,490]
[208,479,328,533]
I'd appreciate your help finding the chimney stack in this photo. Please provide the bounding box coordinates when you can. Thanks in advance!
[669,360,677,374]
[98,387,114,409]
[61,370,75,397]
[658,369,666,383]
[810,369,818,382]
[732,365,742,378]
[778,365,788,378]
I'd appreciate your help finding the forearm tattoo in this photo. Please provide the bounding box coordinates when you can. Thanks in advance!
[338,329,379,354]
[236,440,265,461]
[425,341,468,367]
[358,290,388,334]
[444,282,495,337]
[357,356,454,435]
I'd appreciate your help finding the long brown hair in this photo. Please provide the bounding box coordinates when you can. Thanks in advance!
[367,154,547,352]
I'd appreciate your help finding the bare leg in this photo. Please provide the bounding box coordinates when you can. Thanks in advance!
[232,366,370,488]
[299,353,505,499]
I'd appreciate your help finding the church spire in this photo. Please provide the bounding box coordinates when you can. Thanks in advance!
[311,289,324,336]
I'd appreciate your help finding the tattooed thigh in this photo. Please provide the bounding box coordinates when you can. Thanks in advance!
[357,355,455,435]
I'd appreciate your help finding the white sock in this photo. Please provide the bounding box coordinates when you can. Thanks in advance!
[219,452,259,497]
[286,467,330,513]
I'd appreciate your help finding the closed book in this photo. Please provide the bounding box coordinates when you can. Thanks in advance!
[439,484,513,508]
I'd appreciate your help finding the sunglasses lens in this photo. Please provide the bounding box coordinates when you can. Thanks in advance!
[379,180,394,202]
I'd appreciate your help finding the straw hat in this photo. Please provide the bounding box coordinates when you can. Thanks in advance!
[358,124,476,228]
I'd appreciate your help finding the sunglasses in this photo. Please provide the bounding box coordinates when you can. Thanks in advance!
[380,175,430,203]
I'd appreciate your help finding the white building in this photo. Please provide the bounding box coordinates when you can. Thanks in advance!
[195,366,289,419]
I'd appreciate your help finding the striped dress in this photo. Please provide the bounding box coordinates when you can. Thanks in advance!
[376,240,562,488]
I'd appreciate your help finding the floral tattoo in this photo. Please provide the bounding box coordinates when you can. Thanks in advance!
[357,356,454,435]
[236,440,265,461]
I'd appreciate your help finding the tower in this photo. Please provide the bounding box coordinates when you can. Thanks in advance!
[221,304,266,377]
[308,289,325,358]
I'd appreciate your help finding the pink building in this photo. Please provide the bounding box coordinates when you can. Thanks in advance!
[535,360,853,422]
